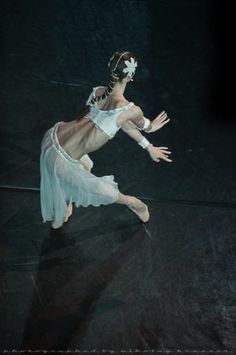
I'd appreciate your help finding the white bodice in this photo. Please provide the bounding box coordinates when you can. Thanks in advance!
[85,86,134,139]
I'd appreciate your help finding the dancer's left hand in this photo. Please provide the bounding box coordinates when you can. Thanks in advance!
[145,111,170,133]
[147,144,172,163]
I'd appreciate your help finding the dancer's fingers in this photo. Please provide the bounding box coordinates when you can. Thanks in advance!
[156,114,167,121]
[160,118,170,125]
[159,113,168,119]
[162,156,172,162]
[162,150,171,154]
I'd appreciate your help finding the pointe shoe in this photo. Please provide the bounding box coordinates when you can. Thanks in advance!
[50,221,61,229]
[127,196,150,223]
[50,203,73,229]
[63,202,73,222]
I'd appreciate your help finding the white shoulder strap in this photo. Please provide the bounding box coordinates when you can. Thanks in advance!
[92,86,97,98]
[87,86,106,103]
[85,88,93,105]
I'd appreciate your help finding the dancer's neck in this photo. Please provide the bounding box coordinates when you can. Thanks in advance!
[109,79,127,98]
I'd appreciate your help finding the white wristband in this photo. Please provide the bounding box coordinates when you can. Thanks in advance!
[138,137,151,149]
[137,117,151,131]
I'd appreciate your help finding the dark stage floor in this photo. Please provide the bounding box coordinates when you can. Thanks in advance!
[1,0,236,353]
[1,188,235,353]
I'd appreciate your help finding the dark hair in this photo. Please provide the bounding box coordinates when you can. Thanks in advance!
[75,51,138,122]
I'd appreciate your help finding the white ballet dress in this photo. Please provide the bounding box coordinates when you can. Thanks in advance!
[40,86,134,228]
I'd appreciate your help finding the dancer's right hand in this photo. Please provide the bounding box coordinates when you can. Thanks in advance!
[146,144,172,163]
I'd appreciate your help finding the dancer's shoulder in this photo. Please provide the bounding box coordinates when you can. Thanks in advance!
[121,103,145,129]
[125,103,143,119]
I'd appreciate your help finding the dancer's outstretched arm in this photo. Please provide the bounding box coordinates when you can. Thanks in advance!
[121,119,151,143]
[134,110,170,133]
[143,111,170,133]
[121,119,172,163]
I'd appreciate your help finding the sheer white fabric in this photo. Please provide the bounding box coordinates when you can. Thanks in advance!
[40,121,119,228]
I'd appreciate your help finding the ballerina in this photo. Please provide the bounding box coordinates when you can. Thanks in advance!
[40,51,172,229]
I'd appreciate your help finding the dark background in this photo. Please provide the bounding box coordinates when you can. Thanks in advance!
[1,0,236,352]
[1,0,235,202]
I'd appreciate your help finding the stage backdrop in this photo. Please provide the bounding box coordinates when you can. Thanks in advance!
[2,0,236,203]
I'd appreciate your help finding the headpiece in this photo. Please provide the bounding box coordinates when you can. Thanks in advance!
[108,52,138,79]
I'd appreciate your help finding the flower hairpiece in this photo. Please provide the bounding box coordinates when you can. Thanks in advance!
[123,57,138,77]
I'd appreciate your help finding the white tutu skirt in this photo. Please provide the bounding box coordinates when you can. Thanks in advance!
[40,121,119,228]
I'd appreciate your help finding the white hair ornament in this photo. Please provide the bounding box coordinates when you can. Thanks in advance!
[123,57,138,77]
[108,52,138,79]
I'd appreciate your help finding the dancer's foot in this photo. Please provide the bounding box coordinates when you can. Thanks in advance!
[51,221,61,229]
[50,203,73,229]
[63,202,73,222]
[127,196,150,223]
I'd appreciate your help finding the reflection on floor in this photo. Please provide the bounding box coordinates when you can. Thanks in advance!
[0,191,235,352]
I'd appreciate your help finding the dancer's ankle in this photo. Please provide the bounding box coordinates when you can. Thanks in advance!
[127,196,137,207]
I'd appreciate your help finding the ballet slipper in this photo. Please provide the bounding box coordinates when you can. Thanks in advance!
[50,221,61,229]
[63,202,73,222]
[50,203,73,229]
[127,196,150,223]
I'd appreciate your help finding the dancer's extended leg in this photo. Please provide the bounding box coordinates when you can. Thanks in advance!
[115,192,150,223]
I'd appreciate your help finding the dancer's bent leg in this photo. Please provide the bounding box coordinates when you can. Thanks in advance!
[115,192,132,205]
[51,201,73,229]
[115,192,150,223]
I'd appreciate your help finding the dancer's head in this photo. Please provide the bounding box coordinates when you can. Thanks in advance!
[76,51,138,121]
[90,51,138,104]
[108,51,138,82]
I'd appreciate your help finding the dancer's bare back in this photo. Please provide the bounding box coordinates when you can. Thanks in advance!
[56,86,144,160]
